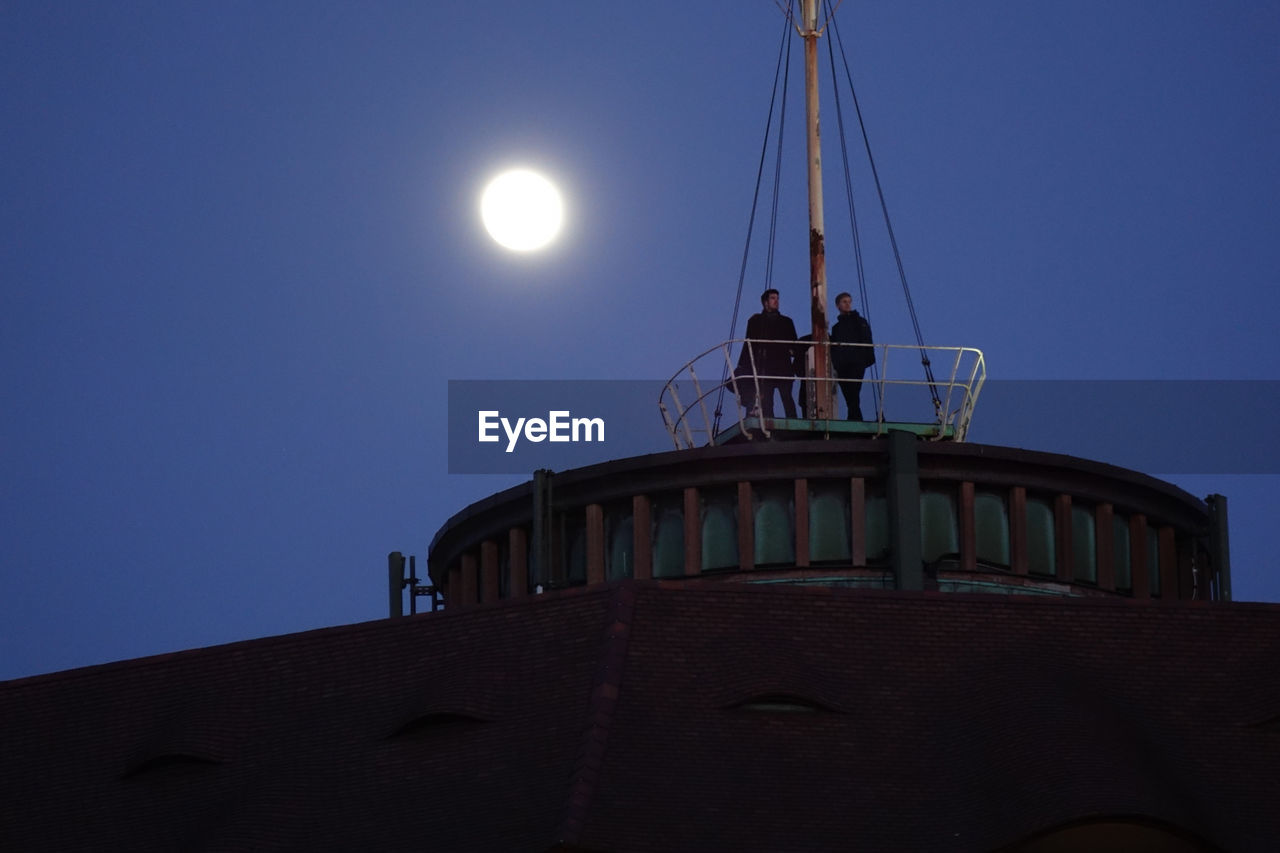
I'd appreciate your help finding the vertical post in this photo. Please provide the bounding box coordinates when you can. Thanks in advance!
[802,0,834,419]
[683,487,701,576]
[429,554,438,611]
[738,481,755,572]
[1206,494,1231,601]
[794,478,810,567]
[1130,514,1149,599]
[1159,527,1177,599]
[633,495,653,580]
[959,482,976,572]
[409,555,418,616]
[532,469,553,590]
[887,431,922,590]
[1010,486,1028,575]
[850,476,866,567]
[388,551,405,618]
[586,503,605,585]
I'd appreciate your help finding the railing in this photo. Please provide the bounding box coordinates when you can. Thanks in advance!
[658,340,986,450]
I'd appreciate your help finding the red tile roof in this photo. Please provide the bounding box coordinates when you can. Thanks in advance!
[2,582,1277,851]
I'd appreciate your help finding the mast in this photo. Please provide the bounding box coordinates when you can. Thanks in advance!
[802,0,835,418]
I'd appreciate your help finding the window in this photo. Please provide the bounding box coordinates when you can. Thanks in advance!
[514,526,533,594]
[1026,496,1056,576]
[651,495,685,578]
[809,481,851,563]
[471,553,484,604]
[1112,514,1131,590]
[920,488,959,564]
[564,512,586,586]
[865,492,889,563]
[605,505,634,581]
[974,490,1010,567]
[498,536,511,599]
[701,489,739,571]
[753,483,795,566]
[1148,527,1161,596]
[1071,503,1096,583]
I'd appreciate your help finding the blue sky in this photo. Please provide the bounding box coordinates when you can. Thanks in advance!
[3,2,1277,680]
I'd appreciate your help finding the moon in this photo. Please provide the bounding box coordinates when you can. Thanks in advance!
[480,169,564,252]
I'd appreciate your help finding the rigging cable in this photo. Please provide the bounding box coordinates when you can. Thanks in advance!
[763,30,794,296]
[714,5,795,434]
[828,5,941,412]
[822,0,879,419]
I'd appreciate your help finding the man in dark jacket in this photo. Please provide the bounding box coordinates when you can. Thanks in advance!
[830,291,874,420]
[736,288,798,419]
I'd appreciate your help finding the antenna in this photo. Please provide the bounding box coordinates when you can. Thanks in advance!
[387,551,440,617]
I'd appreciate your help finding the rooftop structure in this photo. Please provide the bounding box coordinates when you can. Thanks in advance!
[3,582,1277,851]
[424,435,1229,610]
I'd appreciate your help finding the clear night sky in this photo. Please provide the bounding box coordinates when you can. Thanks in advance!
[3,2,1278,681]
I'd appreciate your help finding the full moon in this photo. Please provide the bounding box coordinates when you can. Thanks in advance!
[480,169,564,252]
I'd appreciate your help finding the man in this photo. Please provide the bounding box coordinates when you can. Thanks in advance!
[830,291,874,420]
[736,288,799,419]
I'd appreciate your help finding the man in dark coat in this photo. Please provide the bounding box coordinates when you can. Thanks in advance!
[830,291,874,420]
[736,288,798,419]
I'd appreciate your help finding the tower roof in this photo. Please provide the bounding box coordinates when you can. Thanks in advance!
[4,581,1278,851]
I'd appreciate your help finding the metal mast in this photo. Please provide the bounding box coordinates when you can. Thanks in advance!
[801,0,834,418]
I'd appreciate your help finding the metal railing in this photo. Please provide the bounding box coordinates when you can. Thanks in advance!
[658,340,986,450]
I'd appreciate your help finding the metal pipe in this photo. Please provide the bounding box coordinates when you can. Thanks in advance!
[1207,493,1231,601]
[802,0,834,418]
[409,554,417,616]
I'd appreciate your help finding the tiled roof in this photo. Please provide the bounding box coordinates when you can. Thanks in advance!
[2,582,1278,851]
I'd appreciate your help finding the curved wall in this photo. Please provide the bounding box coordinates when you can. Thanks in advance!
[428,439,1222,606]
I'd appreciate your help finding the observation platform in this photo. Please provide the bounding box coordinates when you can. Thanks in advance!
[714,416,955,444]
[660,340,985,450]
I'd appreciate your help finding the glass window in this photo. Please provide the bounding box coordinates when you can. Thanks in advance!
[809,481,851,563]
[605,505,634,581]
[1147,527,1161,596]
[920,488,959,564]
[701,489,739,571]
[753,483,795,566]
[565,512,586,586]
[974,490,1010,567]
[651,495,685,578]
[472,554,483,604]
[865,493,889,563]
[1072,504,1096,583]
[523,525,541,592]
[498,536,511,599]
[1112,514,1131,590]
[1026,496,1056,576]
